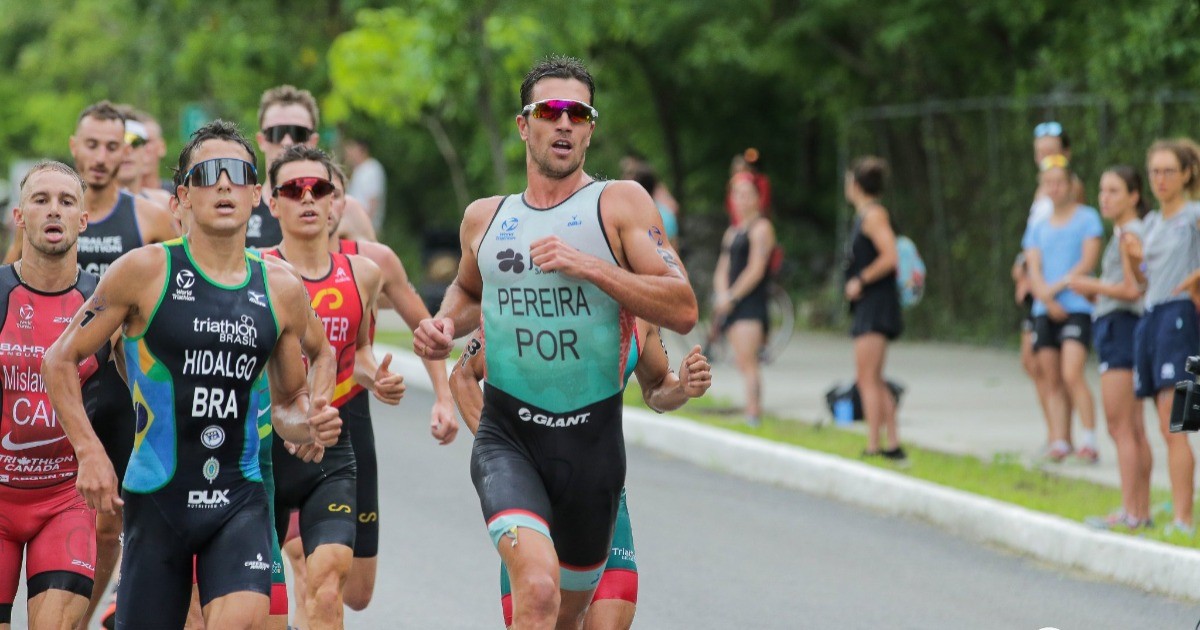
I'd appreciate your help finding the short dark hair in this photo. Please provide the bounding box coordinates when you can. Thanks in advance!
[20,160,87,204]
[330,161,347,187]
[176,120,258,182]
[269,145,333,188]
[849,156,888,197]
[77,100,125,126]
[520,55,595,107]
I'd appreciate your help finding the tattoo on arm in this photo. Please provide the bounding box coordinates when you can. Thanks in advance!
[80,294,108,327]
[656,247,681,270]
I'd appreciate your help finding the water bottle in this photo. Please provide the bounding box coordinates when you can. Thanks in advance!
[833,398,854,426]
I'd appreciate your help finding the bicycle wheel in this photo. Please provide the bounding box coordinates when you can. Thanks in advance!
[761,283,795,364]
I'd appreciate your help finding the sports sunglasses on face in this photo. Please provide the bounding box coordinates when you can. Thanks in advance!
[263,124,314,144]
[1033,121,1063,138]
[273,177,336,201]
[520,99,599,124]
[185,158,258,187]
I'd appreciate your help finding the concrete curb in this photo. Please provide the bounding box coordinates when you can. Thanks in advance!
[382,343,1200,601]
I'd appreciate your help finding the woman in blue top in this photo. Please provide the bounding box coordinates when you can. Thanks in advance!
[1130,139,1200,535]
[1025,155,1103,463]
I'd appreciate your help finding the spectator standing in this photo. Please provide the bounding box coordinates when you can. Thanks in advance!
[344,136,387,231]
[843,156,904,460]
[713,173,776,426]
[725,148,771,226]
[1129,139,1200,535]
[1070,166,1152,529]
[1024,155,1102,463]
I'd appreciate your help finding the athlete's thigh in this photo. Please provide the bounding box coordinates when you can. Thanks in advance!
[195,497,272,607]
[117,494,194,628]
[297,472,357,558]
[470,426,553,547]
[201,591,269,629]
[26,494,95,602]
[27,588,88,630]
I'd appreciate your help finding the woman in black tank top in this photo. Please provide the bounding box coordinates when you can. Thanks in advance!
[844,157,905,459]
[713,173,776,426]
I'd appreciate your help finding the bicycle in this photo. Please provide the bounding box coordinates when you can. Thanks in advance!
[687,282,795,365]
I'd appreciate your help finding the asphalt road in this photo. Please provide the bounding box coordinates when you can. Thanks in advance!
[14,389,1200,628]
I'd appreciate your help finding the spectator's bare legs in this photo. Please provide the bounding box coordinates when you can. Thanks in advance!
[1021,330,1058,443]
[855,333,897,452]
[1155,390,1194,527]
[1101,370,1152,521]
[1035,348,1072,449]
[1060,340,1096,437]
[726,321,764,421]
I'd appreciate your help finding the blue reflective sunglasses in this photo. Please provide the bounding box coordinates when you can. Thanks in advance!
[1033,121,1063,139]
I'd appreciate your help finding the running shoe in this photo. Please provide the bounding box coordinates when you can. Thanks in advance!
[1075,445,1099,464]
[1037,443,1073,463]
[1163,520,1196,538]
[1085,510,1152,531]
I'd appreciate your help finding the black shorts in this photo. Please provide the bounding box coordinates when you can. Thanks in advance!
[1032,313,1092,351]
[272,433,357,558]
[721,285,768,333]
[471,385,625,592]
[92,360,134,483]
[850,284,903,340]
[1020,294,1036,333]
[1134,300,1200,398]
[1094,310,1139,373]
[342,392,379,558]
[116,484,272,629]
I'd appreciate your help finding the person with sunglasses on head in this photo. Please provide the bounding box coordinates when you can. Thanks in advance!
[1127,139,1200,536]
[450,323,710,630]
[1068,165,1153,531]
[1024,155,1102,463]
[43,120,342,629]
[0,161,110,630]
[114,105,174,209]
[416,55,698,629]
[260,145,406,629]
[140,112,174,194]
[1014,122,1086,464]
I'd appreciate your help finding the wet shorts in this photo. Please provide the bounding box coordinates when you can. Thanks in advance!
[1032,313,1092,351]
[1135,299,1200,398]
[0,481,95,623]
[1094,310,1139,373]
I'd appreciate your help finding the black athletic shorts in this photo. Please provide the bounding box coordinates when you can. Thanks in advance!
[471,385,625,592]
[342,392,379,558]
[1032,313,1092,352]
[92,360,134,483]
[116,484,272,629]
[272,433,357,558]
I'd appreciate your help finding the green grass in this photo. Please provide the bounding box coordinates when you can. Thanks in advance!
[623,383,1196,548]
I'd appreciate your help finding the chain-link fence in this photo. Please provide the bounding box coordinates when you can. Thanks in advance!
[837,91,1200,344]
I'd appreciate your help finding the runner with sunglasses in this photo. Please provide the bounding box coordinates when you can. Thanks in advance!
[416,55,697,629]
[0,161,108,630]
[44,120,342,629]
[262,145,406,628]
[249,85,321,251]
[450,323,710,630]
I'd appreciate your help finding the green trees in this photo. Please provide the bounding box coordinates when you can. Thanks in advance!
[0,0,1196,341]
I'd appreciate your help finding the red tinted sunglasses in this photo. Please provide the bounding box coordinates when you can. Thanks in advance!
[273,177,335,201]
[520,99,599,124]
